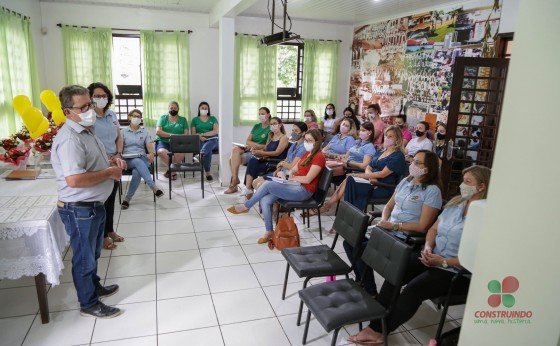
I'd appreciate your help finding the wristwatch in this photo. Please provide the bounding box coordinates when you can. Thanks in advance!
[392,223,399,231]
[442,259,448,268]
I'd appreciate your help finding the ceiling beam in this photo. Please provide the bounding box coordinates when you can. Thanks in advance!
[209,0,260,27]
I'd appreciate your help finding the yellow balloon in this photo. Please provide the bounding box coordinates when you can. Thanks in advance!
[12,95,32,115]
[52,109,66,126]
[22,107,49,139]
[40,90,62,111]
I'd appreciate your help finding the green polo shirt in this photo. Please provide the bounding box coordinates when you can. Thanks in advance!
[191,116,218,135]
[155,114,189,143]
[250,123,270,145]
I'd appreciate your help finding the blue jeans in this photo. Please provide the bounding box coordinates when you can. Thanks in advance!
[200,138,219,172]
[125,156,156,201]
[244,181,312,232]
[57,204,106,308]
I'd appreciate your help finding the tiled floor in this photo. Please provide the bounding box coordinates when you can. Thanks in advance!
[0,166,464,346]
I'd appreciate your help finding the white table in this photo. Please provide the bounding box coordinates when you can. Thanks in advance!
[0,177,67,324]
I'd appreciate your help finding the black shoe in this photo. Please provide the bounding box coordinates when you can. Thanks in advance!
[80,301,123,318]
[154,189,164,198]
[206,175,213,181]
[96,284,119,298]
[121,201,129,209]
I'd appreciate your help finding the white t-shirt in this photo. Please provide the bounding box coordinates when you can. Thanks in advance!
[406,137,433,157]
[322,118,336,134]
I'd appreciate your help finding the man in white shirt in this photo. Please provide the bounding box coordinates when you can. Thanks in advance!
[405,121,433,158]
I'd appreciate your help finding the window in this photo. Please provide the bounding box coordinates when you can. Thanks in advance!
[112,34,142,124]
[276,43,303,123]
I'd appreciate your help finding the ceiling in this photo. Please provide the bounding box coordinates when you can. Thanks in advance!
[40,0,467,25]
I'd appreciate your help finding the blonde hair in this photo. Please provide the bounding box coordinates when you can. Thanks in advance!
[446,165,492,207]
[341,118,358,138]
[304,109,317,122]
[384,125,404,152]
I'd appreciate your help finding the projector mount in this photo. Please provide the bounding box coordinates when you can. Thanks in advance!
[261,0,300,46]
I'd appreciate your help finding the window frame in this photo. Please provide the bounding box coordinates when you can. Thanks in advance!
[276,42,304,124]
[112,33,143,125]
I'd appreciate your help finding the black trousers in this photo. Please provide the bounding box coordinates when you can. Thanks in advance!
[103,181,119,237]
[370,251,471,333]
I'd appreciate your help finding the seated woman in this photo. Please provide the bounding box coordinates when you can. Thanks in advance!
[190,101,219,181]
[227,129,326,244]
[251,122,308,191]
[244,117,289,198]
[323,125,407,213]
[433,122,447,159]
[366,103,385,149]
[303,109,319,130]
[348,165,491,345]
[224,107,271,194]
[120,110,164,209]
[344,150,442,295]
[155,101,189,180]
[322,118,357,159]
[405,121,433,159]
[320,103,337,144]
[334,107,361,133]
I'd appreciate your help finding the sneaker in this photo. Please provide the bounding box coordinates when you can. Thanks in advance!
[206,174,213,181]
[96,284,119,298]
[121,201,130,209]
[80,301,123,318]
[154,190,164,198]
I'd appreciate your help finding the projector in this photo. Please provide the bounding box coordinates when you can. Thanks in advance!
[260,31,301,46]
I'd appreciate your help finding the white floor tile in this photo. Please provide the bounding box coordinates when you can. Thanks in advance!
[92,335,157,346]
[0,286,39,318]
[60,257,110,284]
[226,214,265,229]
[186,194,221,207]
[116,221,155,238]
[156,250,203,273]
[205,265,260,293]
[189,206,226,219]
[446,303,466,320]
[110,236,155,256]
[158,326,224,346]
[403,302,451,331]
[105,254,156,278]
[278,313,351,346]
[156,218,194,235]
[0,276,39,289]
[157,270,210,299]
[262,282,309,317]
[220,317,290,346]
[23,309,95,346]
[47,282,78,312]
[192,216,232,232]
[156,208,191,221]
[200,246,248,268]
[242,243,284,263]
[0,314,36,346]
[157,295,218,334]
[232,226,267,245]
[251,261,304,287]
[103,275,157,305]
[119,210,156,223]
[212,288,275,325]
[407,321,459,345]
[156,233,198,252]
[92,301,157,343]
[157,196,189,209]
[196,230,239,248]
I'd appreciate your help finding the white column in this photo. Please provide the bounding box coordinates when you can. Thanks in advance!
[459,0,559,345]
[218,17,235,186]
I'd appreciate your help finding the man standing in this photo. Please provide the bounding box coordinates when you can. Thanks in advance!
[51,85,125,318]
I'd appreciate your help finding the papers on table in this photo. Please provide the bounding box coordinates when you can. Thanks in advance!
[232,142,247,149]
[271,177,301,186]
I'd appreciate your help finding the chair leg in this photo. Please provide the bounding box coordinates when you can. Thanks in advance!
[302,310,312,345]
[317,208,322,240]
[307,208,310,229]
[201,168,204,199]
[435,300,451,342]
[330,328,340,346]
[297,299,305,326]
[118,180,122,204]
[168,172,172,200]
[382,318,388,346]
[359,322,363,331]
[281,263,290,300]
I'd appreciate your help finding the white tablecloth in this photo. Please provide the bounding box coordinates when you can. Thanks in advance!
[0,179,68,286]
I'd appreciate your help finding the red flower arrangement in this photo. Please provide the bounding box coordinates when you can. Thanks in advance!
[33,120,60,152]
[0,146,31,166]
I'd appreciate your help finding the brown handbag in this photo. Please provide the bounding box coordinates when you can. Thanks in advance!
[268,216,300,250]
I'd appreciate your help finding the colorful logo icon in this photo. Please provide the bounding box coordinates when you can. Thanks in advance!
[488,276,519,308]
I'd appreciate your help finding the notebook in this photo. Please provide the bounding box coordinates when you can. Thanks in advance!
[122,153,143,159]
[271,177,301,186]
[232,142,247,149]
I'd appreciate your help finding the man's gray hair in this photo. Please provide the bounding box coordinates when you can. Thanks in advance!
[59,85,89,109]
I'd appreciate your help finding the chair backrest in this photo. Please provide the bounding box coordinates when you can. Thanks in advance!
[332,201,369,249]
[361,227,411,288]
[312,167,333,204]
[170,135,201,154]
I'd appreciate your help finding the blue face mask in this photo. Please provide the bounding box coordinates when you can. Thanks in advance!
[291,132,301,141]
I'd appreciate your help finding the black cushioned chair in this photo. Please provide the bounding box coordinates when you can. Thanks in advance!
[167,135,205,199]
[118,151,156,204]
[280,201,369,323]
[298,227,412,346]
[275,167,332,240]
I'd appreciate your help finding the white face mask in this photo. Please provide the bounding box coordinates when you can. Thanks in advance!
[459,183,479,199]
[326,109,334,116]
[304,142,314,152]
[130,117,142,126]
[259,114,267,122]
[73,109,96,127]
[200,109,208,116]
[270,124,280,132]
[305,116,312,122]
[92,97,108,109]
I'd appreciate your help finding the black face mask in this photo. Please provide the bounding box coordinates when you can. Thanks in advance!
[396,124,404,129]
[436,133,445,140]
[169,110,178,116]
[416,130,425,137]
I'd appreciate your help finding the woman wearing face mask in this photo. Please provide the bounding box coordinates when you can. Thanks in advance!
[394,114,412,146]
[433,123,447,159]
[405,121,433,158]
[251,122,308,191]
[224,107,271,194]
[88,82,125,250]
[343,150,442,296]
[334,107,361,133]
[155,101,189,180]
[303,109,318,130]
[227,129,326,244]
[322,118,357,159]
[190,101,219,181]
[320,103,337,143]
[349,166,490,345]
[243,117,289,198]
[120,109,164,209]
[366,103,385,149]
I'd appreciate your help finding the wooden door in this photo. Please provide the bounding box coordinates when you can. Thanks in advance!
[441,57,510,199]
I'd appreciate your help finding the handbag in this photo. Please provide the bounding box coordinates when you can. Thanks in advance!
[268,216,300,250]
[326,160,345,176]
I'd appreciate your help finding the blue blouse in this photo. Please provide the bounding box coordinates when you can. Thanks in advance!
[282,141,306,174]
[121,127,151,156]
[389,178,442,224]
[434,202,466,259]
[348,140,375,163]
[326,134,356,155]
[93,110,119,155]
[370,150,407,187]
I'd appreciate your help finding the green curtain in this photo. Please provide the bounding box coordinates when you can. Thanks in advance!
[61,26,112,87]
[301,39,339,119]
[141,30,189,127]
[234,35,277,126]
[0,8,40,138]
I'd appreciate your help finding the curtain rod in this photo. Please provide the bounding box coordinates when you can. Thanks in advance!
[1,6,29,20]
[235,32,340,42]
[56,23,192,34]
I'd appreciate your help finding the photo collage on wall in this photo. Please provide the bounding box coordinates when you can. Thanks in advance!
[349,0,502,137]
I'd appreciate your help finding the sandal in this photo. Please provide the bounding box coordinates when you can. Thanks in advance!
[257,236,272,244]
[108,231,124,242]
[301,209,319,217]
[103,237,117,250]
[163,170,170,178]
[171,173,177,181]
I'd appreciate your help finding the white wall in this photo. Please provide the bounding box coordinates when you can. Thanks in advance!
[39,2,219,118]
[498,0,520,33]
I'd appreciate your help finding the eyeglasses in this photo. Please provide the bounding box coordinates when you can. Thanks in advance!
[130,114,142,118]
[70,103,93,113]
[92,94,107,99]
[411,160,425,166]
[304,139,315,144]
